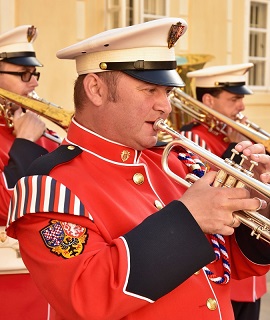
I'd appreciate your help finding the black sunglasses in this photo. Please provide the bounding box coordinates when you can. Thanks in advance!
[0,70,40,82]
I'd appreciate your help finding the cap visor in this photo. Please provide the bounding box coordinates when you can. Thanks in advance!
[224,85,253,95]
[3,56,43,67]
[123,69,185,87]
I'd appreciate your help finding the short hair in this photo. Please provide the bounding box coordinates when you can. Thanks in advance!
[97,71,122,102]
[195,87,224,102]
[74,71,123,110]
[74,74,87,110]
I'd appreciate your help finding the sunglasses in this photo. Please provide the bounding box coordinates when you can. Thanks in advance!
[0,70,40,82]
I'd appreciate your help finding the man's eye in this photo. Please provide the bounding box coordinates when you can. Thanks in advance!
[143,88,156,94]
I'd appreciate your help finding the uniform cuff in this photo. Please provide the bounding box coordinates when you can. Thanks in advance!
[123,200,215,301]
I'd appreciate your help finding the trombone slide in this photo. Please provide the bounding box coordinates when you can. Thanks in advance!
[170,88,270,153]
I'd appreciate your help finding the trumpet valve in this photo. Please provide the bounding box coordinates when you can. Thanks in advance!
[242,160,258,178]
[212,170,228,187]
[248,160,258,172]
[231,148,239,157]
[223,175,237,188]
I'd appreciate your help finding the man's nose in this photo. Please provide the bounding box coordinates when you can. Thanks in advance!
[29,74,39,86]
[154,93,172,116]
[238,100,245,111]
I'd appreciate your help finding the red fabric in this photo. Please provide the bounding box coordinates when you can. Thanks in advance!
[230,275,267,302]
[0,122,15,222]
[0,119,58,222]
[0,117,58,320]
[0,274,50,320]
[7,120,269,320]
[181,124,229,157]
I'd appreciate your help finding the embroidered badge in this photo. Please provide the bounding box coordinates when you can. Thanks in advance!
[27,25,36,42]
[40,220,88,259]
[121,150,130,162]
[167,22,185,49]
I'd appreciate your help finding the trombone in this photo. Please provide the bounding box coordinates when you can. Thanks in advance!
[0,87,73,143]
[154,118,270,244]
[169,88,270,153]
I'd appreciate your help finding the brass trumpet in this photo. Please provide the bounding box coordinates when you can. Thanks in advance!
[169,88,270,153]
[154,118,270,244]
[0,87,73,143]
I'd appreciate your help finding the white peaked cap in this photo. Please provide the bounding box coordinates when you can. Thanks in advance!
[187,63,254,94]
[0,25,42,67]
[57,18,188,87]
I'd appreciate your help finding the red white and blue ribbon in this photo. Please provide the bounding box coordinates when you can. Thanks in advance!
[177,150,231,285]
[178,151,206,177]
[203,234,230,284]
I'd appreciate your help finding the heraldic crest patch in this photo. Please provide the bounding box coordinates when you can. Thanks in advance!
[40,220,88,259]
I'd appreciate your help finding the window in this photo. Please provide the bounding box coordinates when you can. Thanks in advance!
[248,1,270,88]
[106,0,169,29]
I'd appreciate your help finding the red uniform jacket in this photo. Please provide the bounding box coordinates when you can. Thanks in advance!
[7,119,270,320]
[0,116,58,320]
[180,122,268,302]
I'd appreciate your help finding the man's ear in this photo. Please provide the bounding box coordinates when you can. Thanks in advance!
[83,73,104,106]
[202,93,214,109]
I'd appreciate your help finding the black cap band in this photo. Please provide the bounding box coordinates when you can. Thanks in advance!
[0,51,37,60]
[99,60,177,71]
[214,81,246,87]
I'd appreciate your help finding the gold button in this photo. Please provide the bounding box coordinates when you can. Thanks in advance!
[99,62,107,70]
[206,298,217,311]
[67,145,75,150]
[154,200,163,210]
[132,173,144,185]
[194,270,200,275]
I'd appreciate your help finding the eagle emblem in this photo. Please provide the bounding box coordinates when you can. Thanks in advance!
[27,25,36,42]
[40,220,88,259]
[167,22,185,49]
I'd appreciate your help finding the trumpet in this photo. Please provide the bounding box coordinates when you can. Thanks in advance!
[154,118,270,244]
[169,88,270,153]
[0,87,73,143]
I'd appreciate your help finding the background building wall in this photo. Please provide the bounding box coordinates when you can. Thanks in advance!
[0,0,269,133]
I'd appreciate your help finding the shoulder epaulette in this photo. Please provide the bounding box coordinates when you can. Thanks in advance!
[27,145,82,176]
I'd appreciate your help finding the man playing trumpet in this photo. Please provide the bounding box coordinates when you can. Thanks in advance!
[180,63,269,320]
[6,19,270,320]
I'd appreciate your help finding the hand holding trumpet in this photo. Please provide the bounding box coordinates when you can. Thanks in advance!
[180,141,270,237]
[12,108,46,142]
[235,141,270,184]
[234,141,270,217]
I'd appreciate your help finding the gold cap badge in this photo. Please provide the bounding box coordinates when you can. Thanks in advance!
[27,25,36,42]
[167,22,185,49]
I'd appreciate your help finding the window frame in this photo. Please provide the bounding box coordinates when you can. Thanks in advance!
[105,0,169,29]
[246,0,270,91]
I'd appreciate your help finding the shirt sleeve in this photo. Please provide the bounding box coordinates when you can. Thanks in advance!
[3,138,48,188]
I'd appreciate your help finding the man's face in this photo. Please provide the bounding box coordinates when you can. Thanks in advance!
[206,90,245,120]
[99,73,173,150]
[0,61,39,97]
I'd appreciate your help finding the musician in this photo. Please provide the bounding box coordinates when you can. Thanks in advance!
[0,25,58,319]
[180,63,268,320]
[6,18,270,320]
